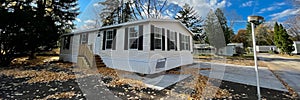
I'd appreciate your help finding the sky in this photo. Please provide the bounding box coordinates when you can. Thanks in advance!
[76,0,298,33]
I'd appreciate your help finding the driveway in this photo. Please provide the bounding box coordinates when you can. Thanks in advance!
[258,53,300,95]
[191,62,287,92]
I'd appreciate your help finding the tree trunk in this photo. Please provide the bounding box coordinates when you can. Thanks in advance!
[0,56,13,67]
[29,51,37,60]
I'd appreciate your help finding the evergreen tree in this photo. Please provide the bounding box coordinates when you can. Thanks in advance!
[122,1,133,23]
[274,22,295,55]
[99,0,121,26]
[0,0,79,67]
[175,3,204,41]
[214,8,234,44]
[205,9,226,55]
[100,0,133,26]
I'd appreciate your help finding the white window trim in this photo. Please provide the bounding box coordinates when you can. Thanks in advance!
[80,33,88,44]
[182,35,189,51]
[128,26,139,50]
[169,31,176,50]
[105,29,114,50]
[154,27,162,50]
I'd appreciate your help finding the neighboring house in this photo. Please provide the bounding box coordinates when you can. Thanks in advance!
[256,46,277,53]
[193,43,243,56]
[292,41,300,54]
[60,19,194,74]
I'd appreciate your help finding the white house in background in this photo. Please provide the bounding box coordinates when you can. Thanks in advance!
[292,41,300,54]
[256,46,277,53]
[60,19,194,74]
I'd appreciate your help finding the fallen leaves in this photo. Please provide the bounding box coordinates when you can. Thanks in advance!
[196,58,268,67]
[192,75,231,99]
[43,91,76,99]
[0,69,75,83]
[109,78,146,89]
[97,67,119,79]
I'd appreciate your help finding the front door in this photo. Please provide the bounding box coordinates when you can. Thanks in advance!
[95,34,101,55]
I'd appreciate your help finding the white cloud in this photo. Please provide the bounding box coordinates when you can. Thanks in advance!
[167,0,229,18]
[93,2,101,7]
[270,8,300,20]
[241,1,254,7]
[84,19,96,24]
[275,2,286,6]
[258,2,287,14]
[258,6,277,14]
[75,18,82,22]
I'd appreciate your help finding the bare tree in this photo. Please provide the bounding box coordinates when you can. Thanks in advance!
[224,10,242,28]
[129,0,168,20]
[284,16,300,41]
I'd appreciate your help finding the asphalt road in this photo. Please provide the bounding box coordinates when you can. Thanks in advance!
[258,53,300,95]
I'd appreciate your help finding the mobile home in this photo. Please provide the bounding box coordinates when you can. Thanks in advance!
[292,41,300,54]
[60,19,194,74]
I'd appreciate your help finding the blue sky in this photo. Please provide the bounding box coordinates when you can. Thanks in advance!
[77,0,298,33]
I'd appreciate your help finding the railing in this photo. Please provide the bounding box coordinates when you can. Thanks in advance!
[78,44,95,68]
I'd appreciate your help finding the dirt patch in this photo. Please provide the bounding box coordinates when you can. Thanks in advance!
[43,91,76,99]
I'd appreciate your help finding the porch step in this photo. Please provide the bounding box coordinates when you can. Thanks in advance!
[95,55,106,68]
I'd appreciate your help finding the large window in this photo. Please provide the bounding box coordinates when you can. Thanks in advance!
[106,30,114,49]
[169,31,176,50]
[182,36,189,50]
[63,36,71,50]
[129,26,138,49]
[80,34,88,44]
[181,35,190,50]
[154,27,162,49]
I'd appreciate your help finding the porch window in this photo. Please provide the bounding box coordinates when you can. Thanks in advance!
[102,29,117,50]
[63,36,71,50]
[129,26,138,49]
[169,31,176,50]
[106,30,114,49]
[80,34,88,44]
[154,27,162,49]
[181,35,190,50]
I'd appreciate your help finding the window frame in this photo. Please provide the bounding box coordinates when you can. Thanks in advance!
[63,36,71,50]
[181,35,190,51]
[154,27,162,50]
[128,26,139,50]
[169,31,176,50]
[105,29,114,49]
[80,33,88,44]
